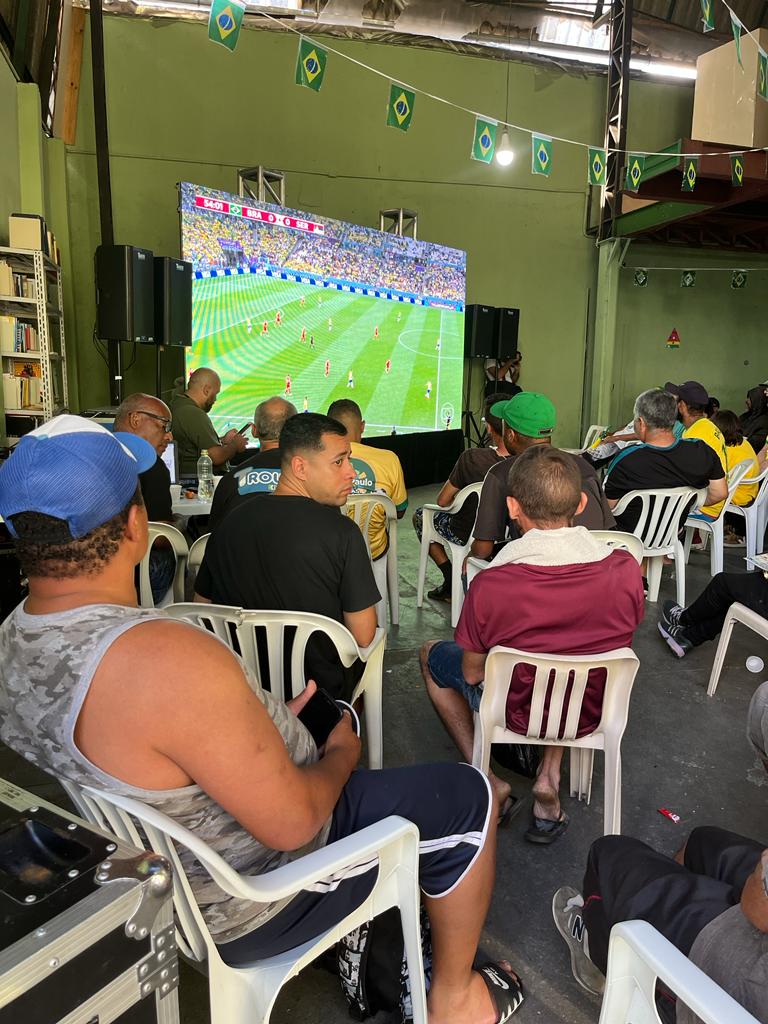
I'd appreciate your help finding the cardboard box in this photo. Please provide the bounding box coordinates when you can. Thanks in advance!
[692,27,768,148]
[8,213,47,252]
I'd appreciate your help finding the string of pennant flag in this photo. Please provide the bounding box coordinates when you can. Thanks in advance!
[206,0,767,190]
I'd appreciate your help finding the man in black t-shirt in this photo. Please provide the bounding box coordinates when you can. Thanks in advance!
[114,394,175,602]
[603,388,727,533]
[195,413,380,700]
[470,393,615,561]
[412,394,508,602]
[209,396,297,531]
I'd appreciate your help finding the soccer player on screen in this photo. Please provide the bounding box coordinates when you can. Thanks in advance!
[324,359,330,377]
[396,312,401,323]
[373,325,379,340]
[300,295,305,306]
[328,317,333,331]
[246,319,252,334]
[262,320,269,335]
[275,310,282,327]
[436,338,441,351]
[303,395,309,412]
[284,374,292,397]
[347,370,354,389]
[425,380,432,399]
[309,335,315,349]
[300,327,307,343]
[385,359,391,374]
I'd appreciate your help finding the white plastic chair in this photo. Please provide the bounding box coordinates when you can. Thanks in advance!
[343,494,399,629]
[63,783,427,1024]
[611,487,704,604]
[706,601,768,697]
[165,604,386,769]
[725,464,768,570]
[599,921,760,1024]
[588,530,645,565]
[684,460,754,577]
[416,482,483,628]
[561,424,608,455]
[138,522,189,608]
[188,532,210,573]
[472,645,639,834]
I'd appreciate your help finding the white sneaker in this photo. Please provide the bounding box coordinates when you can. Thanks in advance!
[551,886,605,996]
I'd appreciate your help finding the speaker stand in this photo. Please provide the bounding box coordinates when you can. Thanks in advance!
[461,357,487,448]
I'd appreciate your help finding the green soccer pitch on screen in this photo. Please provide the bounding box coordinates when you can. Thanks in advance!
[179,182,466,437]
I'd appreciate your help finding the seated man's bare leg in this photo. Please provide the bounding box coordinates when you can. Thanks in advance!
[426,813,519,1024]
[430,541,449,566]
[420,642,511,807]
[532,746,563,821]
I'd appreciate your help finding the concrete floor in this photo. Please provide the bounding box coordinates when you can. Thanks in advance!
[3,482,768,1024]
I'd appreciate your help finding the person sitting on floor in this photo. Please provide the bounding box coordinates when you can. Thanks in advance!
[657,568,768,658]
[470,393,615,562]
[421,446,644,844]
[412,393,509,603]
[0,414,525,1024]
[195,413,381,702]
[209,396,297,531]
[603,388,728,534]
[711,409,759,547]
[327,399,408,562]
[552,684,768,1022]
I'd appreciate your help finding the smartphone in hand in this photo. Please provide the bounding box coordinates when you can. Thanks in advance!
[297,687,344,747]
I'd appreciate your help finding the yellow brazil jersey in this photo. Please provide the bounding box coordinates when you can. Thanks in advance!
[726,439,759,507]
[683,418,727,517]
[347,442,408,560]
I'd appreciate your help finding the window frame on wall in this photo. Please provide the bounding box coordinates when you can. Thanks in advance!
[0,0,64,135]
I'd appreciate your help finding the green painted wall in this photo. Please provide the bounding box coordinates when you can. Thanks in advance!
[0,53,20,246]
[613,245,768,429]
[63,15,694,444]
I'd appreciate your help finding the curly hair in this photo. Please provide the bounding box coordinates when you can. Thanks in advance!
[9,486,144,579]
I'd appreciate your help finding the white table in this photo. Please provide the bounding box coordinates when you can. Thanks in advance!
[172,496,213,517]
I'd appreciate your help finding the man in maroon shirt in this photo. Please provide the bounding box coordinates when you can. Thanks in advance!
[421,446,644,844]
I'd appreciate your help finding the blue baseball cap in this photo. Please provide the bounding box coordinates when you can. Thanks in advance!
[0,414,156,539]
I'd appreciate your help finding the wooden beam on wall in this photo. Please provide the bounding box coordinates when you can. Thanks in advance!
[53,2,85,145]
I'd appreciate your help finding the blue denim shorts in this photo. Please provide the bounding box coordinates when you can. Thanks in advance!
[427,640,483,712]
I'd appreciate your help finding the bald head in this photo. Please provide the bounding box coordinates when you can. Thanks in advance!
[114,393,172,455]
[253,396,297,447]
[327,398,364,443]
[187,367,221,412]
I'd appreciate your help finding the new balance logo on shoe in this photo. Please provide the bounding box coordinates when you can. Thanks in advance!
[571,915,585,942]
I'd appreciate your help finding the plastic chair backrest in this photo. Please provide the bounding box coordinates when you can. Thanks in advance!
[164,603,361,699]
[611,487,704,552]
[138,522,189,608]
[589,530,644,565]
[482,644,639,742]
[343,493,397,558]
[599,921,761,1024]
[447,481,484,518]
[582,425,608,450]
[719,458,755,519]
[188,532,210,572]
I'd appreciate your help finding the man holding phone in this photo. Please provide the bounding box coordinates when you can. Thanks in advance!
[169,367,248,476]
[0,415,524,1024]
[484,352,522,398]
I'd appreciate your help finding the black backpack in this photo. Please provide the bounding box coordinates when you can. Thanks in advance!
[336,906,432,1022]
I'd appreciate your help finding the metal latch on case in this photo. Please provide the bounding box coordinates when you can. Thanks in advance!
[94,853,173,939]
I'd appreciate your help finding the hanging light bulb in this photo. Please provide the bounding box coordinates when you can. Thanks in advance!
[496,129,514,167]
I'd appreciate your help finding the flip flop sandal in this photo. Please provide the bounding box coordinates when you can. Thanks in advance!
[524,811,570,845]
[475,961,525,1022]
[497,795,527,829]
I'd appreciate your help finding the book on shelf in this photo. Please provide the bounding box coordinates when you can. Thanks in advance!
[3,370,42,410]
[0,317,39,353]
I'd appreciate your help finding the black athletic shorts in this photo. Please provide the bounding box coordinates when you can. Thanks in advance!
[218,761,492,965]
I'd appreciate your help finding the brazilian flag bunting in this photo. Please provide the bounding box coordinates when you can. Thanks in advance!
[588,147,606,185]
[471,117,497,163]
[295,38,327,91]
[387,84,415,131]
[700,0,715,33]
[731,12,743,68]
[759,50,768,100]
[625,154,645,192]
[682,156,698,192]
[532,134,553,176]
[207,0,245,52]
[731,154,745,186]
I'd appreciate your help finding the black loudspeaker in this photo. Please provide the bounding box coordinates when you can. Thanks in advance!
[95,244,155,343]
[464,304,497,357]
[154,257,192,347]
[495,306,521,359]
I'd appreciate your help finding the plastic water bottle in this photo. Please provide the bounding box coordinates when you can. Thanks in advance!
[197,450,214,501]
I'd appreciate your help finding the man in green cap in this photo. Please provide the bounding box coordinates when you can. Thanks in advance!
[470,392,614,562]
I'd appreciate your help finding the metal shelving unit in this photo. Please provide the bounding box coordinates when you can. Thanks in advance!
[0,246,68,443]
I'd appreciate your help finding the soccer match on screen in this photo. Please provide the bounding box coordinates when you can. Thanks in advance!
[179,182,466,438]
